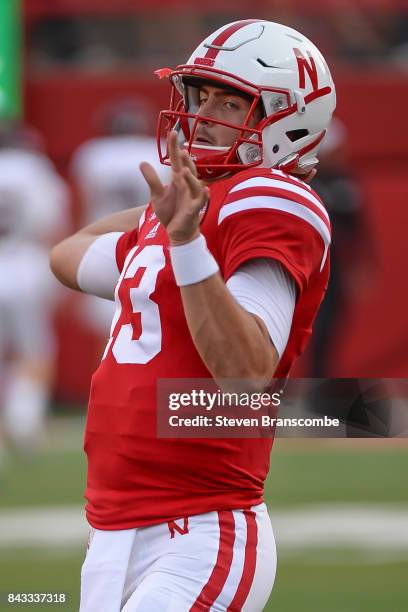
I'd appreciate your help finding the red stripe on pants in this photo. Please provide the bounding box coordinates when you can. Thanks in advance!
[227,509,258,611]
[190,510,235,611]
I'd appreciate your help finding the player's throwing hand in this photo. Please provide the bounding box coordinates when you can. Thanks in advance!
[140,131,209,246]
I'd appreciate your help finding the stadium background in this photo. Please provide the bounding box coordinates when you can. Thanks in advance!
[1,1,407,611]
[24,0,408,396]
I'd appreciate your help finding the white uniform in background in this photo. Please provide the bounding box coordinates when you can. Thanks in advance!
[0,239,56,447]
[0,149,70,451]
[0,149,70,243]
[71,136,171,224]
[71,136,170,333]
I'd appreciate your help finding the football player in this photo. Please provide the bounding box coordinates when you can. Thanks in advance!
[51,19,335,612]
[70,98,171,337]
[0,126,69,454]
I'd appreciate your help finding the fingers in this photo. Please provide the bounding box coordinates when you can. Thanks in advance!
[182,168,209,204]
[168,130,203,200]
[168,130,183,173]
[159,131,206,216]
[169,131,199,179]
[140,162,165,199]
[180,149,198,177]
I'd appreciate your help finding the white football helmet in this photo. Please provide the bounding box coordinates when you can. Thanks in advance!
[156,19,336,179]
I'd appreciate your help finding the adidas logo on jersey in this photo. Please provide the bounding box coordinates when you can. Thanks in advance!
[145,222,160,239]
[199,201,208,220]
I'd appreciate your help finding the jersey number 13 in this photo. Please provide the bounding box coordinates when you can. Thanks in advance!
[103,245,166,364]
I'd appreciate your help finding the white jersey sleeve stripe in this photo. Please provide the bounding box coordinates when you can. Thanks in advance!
[218,195,330,271]
[272,169,313,191]
[229,177,330,223]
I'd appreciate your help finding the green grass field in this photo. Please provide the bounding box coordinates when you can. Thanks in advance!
[0,418,407,611]
[1,549,407,612]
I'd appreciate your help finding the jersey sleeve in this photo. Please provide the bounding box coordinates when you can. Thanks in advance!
[115,207,146,272]
[115,228,139,272]
[217,173,331,293]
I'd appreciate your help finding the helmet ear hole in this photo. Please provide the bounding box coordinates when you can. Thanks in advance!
[286,129,309,142]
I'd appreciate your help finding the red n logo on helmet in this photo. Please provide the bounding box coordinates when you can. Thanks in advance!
[294,48,319,91]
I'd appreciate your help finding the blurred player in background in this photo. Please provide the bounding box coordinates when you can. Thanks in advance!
[70,98,170,337]
[0,122,70,454]
[51,20,335,611]
[309,117,375,377]
[305,118,387,436]
[71,97,171,225]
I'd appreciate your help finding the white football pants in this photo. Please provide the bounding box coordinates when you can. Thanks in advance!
[80,503,276,611]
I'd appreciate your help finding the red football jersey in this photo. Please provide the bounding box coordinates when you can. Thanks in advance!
[84,167,331,529]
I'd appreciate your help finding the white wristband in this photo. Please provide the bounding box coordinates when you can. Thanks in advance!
[169,234,219,287]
